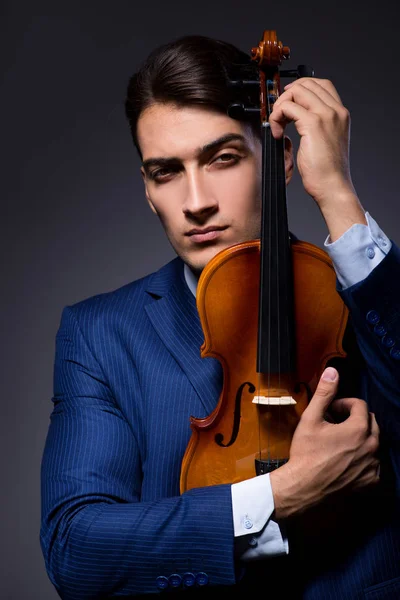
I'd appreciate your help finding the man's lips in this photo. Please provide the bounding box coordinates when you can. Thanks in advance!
[185,226,228,243]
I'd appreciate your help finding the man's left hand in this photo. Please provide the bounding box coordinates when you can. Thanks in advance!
[269,77,366,239]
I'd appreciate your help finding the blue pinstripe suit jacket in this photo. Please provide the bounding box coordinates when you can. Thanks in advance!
[41,243,400,600]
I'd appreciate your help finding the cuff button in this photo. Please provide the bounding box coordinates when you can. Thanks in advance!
[378,235,388,247]
[182,572,196,587]
[156,576,169,590]
[390,346,400,360]
[374,324,387,337]
[196,571,209,586]
[382,335,395,348]
[248,536,258,548]
[168,573,182,588]
[366,310,380,324]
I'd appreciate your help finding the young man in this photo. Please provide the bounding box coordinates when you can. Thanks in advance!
[41,35,400,599]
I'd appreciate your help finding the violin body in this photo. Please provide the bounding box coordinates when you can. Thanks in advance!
[180,239,348,492]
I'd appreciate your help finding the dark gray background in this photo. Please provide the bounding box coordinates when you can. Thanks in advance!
[2,1,399,598]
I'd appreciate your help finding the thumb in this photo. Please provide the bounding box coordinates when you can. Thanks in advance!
[305,367,339,422]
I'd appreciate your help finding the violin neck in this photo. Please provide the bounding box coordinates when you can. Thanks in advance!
[257,123,296,375]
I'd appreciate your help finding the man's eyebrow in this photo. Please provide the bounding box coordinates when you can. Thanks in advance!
[142,133,248,173]
[201,133,247,154]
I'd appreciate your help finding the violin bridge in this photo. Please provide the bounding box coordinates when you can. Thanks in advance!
[252,395,296,405]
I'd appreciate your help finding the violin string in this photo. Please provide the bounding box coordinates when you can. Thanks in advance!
[259,71,269,465]
[267,72,273,466]
[275,76,282,468]
[258,73,266,464]
[265,81,274,462]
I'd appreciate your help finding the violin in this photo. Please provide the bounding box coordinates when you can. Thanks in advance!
[180,30,349,492]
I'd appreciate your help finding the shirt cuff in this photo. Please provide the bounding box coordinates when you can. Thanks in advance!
[231,474,288,560]
[323,212,392,290]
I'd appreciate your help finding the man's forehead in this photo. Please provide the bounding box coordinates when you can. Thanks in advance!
[137,102,254,161]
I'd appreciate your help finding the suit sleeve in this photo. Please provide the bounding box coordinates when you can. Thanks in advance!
[338,242,400,480]
[40,306,236,599]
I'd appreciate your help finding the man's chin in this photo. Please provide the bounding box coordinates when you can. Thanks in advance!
[182,245,226,277]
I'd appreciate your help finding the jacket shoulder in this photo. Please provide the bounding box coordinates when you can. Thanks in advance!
[60,257,184,326]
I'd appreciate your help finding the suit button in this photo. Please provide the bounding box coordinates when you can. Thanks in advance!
[182,572,196,587]
[390,346,400,360]
[374,323,387,337]
[196,571,209,586]
[168,573,182,588]
[382,335,395,348]
[366,310,380,324]
[156,575,169,590]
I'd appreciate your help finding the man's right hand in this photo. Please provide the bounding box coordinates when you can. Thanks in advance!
[269,366,380,520]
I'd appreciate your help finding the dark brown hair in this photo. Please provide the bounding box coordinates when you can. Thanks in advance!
[124,35,260,158]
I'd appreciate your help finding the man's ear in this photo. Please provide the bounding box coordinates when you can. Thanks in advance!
[284,135,294,185]
[141,167,158,215]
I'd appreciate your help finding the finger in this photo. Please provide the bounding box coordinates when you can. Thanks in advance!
[369,412,380,440]
[284,77,343,106]
[368,459,381,482]
[269,101,310,139]
[331,396,370,424]
[275,83,341,121]
[303,367,339,423]
[332,399,380,446]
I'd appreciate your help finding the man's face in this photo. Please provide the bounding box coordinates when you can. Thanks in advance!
[137,103,264,275]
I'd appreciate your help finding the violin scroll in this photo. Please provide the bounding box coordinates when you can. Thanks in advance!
[228,30,314,122]
[250,30,290,68]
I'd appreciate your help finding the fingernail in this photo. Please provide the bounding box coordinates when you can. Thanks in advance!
[322,367,337,381]
[284,82,293,89]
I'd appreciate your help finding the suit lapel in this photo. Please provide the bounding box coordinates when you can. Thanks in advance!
[144,259,223,416]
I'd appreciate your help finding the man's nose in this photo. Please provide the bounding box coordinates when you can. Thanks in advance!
[182,170,218,218]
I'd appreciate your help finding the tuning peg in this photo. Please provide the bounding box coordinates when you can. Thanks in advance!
[228,79,260,88]
[280,64,315,79]
[227,103,260,119]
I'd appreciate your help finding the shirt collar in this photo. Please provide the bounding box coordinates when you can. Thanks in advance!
[183,263,199,297]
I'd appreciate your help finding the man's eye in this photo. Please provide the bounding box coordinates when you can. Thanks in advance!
[215,153,240,164]
[150,168,174,181]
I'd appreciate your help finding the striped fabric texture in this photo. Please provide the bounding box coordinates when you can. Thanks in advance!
[41,247,400,599]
